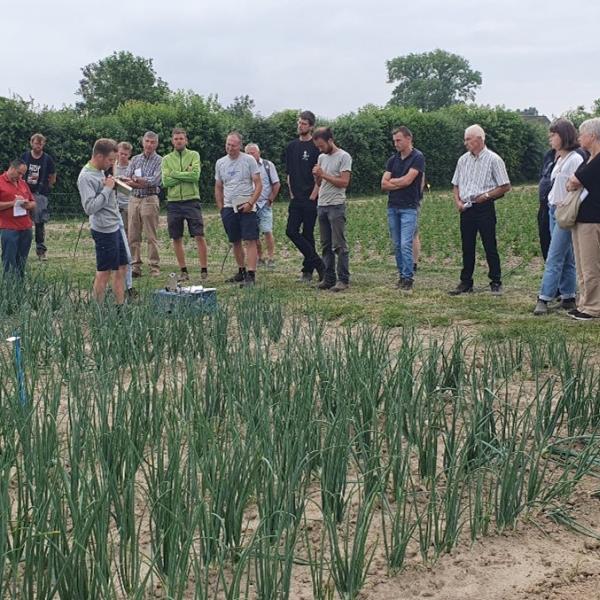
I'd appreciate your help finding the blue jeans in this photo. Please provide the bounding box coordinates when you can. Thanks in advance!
[1,228,33,279]
[539,206,576,301]
[387,207,418,280]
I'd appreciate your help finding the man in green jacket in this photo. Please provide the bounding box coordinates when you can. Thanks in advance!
[162,128,209,282]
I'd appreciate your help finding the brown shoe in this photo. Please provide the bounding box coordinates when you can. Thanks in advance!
[331,281,349,293]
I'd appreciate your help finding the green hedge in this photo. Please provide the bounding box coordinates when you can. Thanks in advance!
[1,95,547,214]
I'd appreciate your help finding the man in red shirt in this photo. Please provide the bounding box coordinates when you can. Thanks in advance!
[0,159,36,279]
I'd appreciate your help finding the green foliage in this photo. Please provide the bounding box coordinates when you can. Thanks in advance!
[386,49,482,111]
[76,51,170,115]
[0,97,37,168]
[562,103,600,128]
[225,94,256,120]
[0,95,547,204]
[331,104,546,194]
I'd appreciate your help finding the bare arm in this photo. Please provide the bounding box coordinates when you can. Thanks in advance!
[0,200,16,211]
[381,171,395,192]
[309,181,319,201]
[0,198,35,211]
[388,167,420,190]
[239,173,263,213]
[322,170,351,189]
[567,175,582,191]
[453,185,464,212]
[473,183,511,204]
[215,180,224,210]
[313,162,351,189]
[269,181,281,204]
[250,173,263,205]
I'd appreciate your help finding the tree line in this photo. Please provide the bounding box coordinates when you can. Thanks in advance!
[0,93,549,213]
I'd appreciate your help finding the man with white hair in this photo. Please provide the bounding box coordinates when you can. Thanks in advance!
[245,143,281,267]
[449,124,511,296]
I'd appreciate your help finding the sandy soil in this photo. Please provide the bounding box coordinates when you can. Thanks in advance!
[357,484,600,600]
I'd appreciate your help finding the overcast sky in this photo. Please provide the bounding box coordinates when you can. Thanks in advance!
[3,0,598,119]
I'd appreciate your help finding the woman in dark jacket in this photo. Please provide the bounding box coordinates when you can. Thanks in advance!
[538,148,556,260]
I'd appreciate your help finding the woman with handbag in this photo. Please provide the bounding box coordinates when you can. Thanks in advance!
[567,118,600,321]
[533,120,582,315]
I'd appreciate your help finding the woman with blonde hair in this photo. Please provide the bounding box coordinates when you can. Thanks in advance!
[567,117,600,320]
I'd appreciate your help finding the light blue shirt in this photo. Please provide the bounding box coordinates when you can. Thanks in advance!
[256,159,280,209]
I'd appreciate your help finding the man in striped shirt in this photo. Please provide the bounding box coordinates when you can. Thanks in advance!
[124,131,163,277]
[449,124,511,296]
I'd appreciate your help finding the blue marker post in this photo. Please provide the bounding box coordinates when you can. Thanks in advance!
[7,334,27,407]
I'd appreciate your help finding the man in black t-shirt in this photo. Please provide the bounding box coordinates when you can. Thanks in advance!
[22,133,56,260]
[285,110,325,283]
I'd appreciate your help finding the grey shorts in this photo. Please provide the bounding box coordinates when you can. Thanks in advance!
[167,200,204,239]
[257,204,273,233]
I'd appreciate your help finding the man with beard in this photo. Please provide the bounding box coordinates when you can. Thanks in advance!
[285,110,325,283]
[162,128,209,282]
[21,133,56,261]
[312,127,352,292]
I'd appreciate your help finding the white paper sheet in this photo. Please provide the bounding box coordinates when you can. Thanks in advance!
[13,199,27,217]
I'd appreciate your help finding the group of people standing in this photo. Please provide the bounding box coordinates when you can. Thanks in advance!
[534,117,600,321]
[2,111,600,321]
[73,110,357,304]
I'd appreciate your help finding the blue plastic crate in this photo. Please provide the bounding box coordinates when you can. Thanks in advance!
[153,287,217,315]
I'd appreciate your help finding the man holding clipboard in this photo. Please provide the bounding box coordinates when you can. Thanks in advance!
[215,131,263,287]
[0,159,36,280]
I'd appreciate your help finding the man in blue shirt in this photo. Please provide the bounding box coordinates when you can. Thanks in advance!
[381,126,425,292]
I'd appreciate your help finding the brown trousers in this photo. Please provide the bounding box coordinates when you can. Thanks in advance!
[572,222,600,317]
[128,195,160,274]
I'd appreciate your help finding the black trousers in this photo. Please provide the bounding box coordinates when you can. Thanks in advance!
[286,199,321,274]
[537,200,551,261]
[35,222,46,255]
[459,203,501,286]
